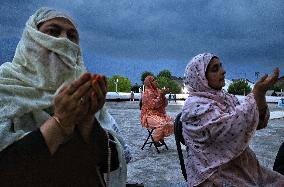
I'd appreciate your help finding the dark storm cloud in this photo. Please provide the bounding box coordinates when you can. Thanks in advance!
[1,0,283,82]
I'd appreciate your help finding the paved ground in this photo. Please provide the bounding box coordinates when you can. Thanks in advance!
[105,101,284,187]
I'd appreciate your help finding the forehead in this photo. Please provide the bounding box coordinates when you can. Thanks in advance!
[207,58,220,67]
[38,17,76,30]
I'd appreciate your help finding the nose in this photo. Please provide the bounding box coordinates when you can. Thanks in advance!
[59,32,68,39]
[221,67,226,75]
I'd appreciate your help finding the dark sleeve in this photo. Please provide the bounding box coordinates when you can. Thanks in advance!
[0,129,51,179]
[273,142,284,175]
[90,123,119,173]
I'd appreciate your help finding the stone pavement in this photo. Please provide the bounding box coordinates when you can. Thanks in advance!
[105,101,284,187]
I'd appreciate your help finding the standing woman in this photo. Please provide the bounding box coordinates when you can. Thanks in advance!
[181,53,284,186]
[140,75,174,145]
[0,8,129,187]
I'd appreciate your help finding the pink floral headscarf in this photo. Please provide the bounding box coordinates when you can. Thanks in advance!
[181,53,260,186]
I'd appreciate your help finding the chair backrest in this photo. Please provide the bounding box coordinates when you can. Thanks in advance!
[174,112,187,181]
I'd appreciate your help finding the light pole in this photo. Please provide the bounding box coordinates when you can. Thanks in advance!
[114,78,119,93]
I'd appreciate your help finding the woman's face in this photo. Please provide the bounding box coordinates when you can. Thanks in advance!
[38,17,79,44]
[205,57,226,90]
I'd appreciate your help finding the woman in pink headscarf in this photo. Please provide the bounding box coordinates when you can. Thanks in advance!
[181,53,284,186]
[140,75,174,145]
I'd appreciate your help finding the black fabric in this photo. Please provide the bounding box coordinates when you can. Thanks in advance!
[273,142,284,175]
[0,128,119,187]
[139,99,142,110]
[174,112,187,181]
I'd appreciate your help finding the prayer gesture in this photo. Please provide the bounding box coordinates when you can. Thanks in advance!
[53,73,107,141]
[253,68,279,95]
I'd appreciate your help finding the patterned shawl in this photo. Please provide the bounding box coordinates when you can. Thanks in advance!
[181,53,260,186]
[140,76,167,127]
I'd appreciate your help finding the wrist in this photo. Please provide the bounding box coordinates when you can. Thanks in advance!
[78,117,96,143]
[40,117,73,154]
[52,115,74,137]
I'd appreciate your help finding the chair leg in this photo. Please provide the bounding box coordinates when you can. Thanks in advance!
[163,142,169,150]
[142,128,168,154]
[149,131,160,153]
[141,129,152,150]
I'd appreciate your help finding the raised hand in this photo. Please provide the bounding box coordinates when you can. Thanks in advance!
[77,74,108,143]
[252,68,279,130]
[253,68,279,95]
[53,73,92,136]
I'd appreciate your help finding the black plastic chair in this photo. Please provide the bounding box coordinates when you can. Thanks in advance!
[141,128,168,153]
[174,112,187,181]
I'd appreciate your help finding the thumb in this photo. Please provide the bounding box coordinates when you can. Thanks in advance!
[257,74,268,83]
[273,67,280,79]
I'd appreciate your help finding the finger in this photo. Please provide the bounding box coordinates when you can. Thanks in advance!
[273,67,280,79]
[72,80,92,100]
[65,73,91,95]
[92,79,105,99]
[93,91,106,109]
[58,85,68,94]
[97,75,107,95]
[257,74,268,83]
[90,91,99,112]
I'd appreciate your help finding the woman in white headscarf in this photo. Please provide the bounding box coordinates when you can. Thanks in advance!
[0,7,130,187]
[181,53,284,187]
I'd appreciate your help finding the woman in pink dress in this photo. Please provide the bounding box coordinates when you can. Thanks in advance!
[140,75,174,145]
[181,53,284,186]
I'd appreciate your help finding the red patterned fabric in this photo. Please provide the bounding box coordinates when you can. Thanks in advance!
[140,76,174,142]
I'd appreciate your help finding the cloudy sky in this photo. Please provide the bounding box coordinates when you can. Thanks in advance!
[1,0,283,84]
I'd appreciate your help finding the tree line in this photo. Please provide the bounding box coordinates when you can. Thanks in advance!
[107,69,182,94]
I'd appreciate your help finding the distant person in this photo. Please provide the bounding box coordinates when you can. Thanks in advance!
[173,94,177,102]
[130,91,135,101]
[272,90,278,96]
[168,92,172,103]
[181,53,284,186]
[140,76,174,145]
[0,7,130,187]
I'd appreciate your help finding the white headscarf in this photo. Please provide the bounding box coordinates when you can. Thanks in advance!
[0,7,85,120]
[0,8,129,187]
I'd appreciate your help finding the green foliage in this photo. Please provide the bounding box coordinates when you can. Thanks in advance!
[228,80,252,95]
[157,69,172,79]
[156,76,181,94]
[141,71,154,83]
[131,83,141,93]
[107,75,131,92]
[271,85,282,92]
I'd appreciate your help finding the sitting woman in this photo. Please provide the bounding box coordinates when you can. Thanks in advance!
[0,7,130,187]
[140,75,174,145]
[181,53,284,186]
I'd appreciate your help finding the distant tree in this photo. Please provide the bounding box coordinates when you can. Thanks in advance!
[141,71,154,83]
[228,80,251,95]
[131,83,141,93]
[156,76,181,94]
[107,75,131,92]
[157,69,172,79]
[271,85,282,92]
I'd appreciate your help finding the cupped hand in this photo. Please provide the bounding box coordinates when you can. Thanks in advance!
[77,74,108,142]
[253,68,279,95]
[53,73,92,136]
